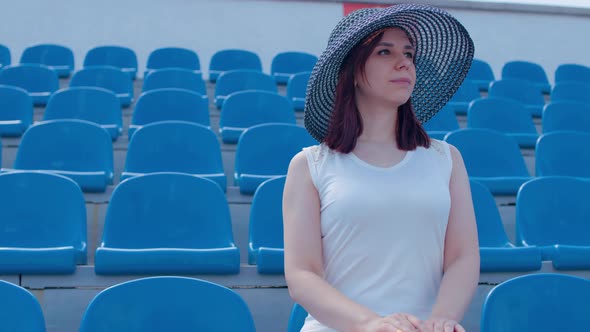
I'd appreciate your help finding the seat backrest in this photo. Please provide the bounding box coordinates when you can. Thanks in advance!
[132,88,209,126]
[424,104,459,132]
[502,60,549,85]
[0,64,59,93]
[20,44,74,68]
[0,44,11,68]
[271,52,317,76]
[0,85,33,123]
[79,276,255,332]
[287,71,311,100]
[142,68,206,94]
[555,63,590,84]
[146,47,200,71]
[215,69,277,98]
[550,81,590,103]
[467,97,536,133]
[83,46,138,69]
[481,273,590,332]
[287,303,308,332]
[466,58,495,81]
[250,176,286,251]
[488,79,544,106]
[220,90,295,128]
[469,180,511,247]
[70,66,133,95]
[102,173,235,248]
[542,102,590,133]
[44,87,122,127]
[209,49,262,73]
[444,128,529,177]
[516,176,590,247]
[536,131,590,177]
[450,79,480,102]
[0,280,46,332]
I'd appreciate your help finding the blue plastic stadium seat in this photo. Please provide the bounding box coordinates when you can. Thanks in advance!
[287,303,308,332]
[0,44,10,69]
[444,129,531,195]
[448,80,480,115]
[235,123,317,194]
[536,131,590,178]
[209,49,262,82]
[488,79,545,117]
[249,176,286,274]
[481,273,590,331]
[0,280,46,331]
[555,63,590,84]
[0,171,87,272]
[0,85,33,136]
[70,66,134,107]
[142,68,207,100]
[145,47,201,76]
[470,180,541,272]
[95,173,240,275]
[502,60,551,94]
[467,97,538,148]
[550,81,590,103]
[79,276,255,332]
[129,88,210,137]
[271,51,317,84]
[542,102,590,133]
[122,121,226,190]
[214,69,278,108]
[0,64,59,105]
[465,58,495,91]
[287,71,311,111]
[13,120,114,192]
[424,104,460,140]
[516,177,590,269]
[20,44,74,78]
[44,87,123,140]
[84,46,138,79]
[220,90,296,143]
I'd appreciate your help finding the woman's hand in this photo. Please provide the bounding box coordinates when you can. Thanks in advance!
[417,317,465,332]
[356,313,421,332]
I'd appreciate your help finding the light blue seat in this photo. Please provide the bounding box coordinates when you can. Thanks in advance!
[0,85,33,136]
[481,273,590,331]
[555,63,590,84]
[20,44,74,77]
[502,60,551,94]
[448,80,480,115]
[0,44,10,69]
[470,180,541,272]
[444,129,531,195]
[235,123,317,194]
[424,104,460,140]
[214,69,277,108]
[467,97,538,148]
[536,131,590,177]
[488,79,545,117]
[0,171,87,272]
[287,71,311,111]
[209,49,262,82]
[271,51,317,84]
[122,121,225,190]
[95,173,240,275]
[249,176,286,274]
[0,280,46,331]
[13,120,114,192]
[141,68,207,99]
[465,58,495,91]
[129,88,209,137]
[220,90,295,143]
[145,47,200,76]
[70,66,133,107]
[542,102,590,133]
[516,177,590,269]
[44,87,123,140]
[79,276,255,332]
[550,81,590,103]
[0,64,59,105]
[84,45,138,79]
[287,304,308,332]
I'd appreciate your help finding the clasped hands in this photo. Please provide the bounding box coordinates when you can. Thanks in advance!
[359,313,466,332]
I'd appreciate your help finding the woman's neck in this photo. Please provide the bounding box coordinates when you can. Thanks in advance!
[356,100,400,145]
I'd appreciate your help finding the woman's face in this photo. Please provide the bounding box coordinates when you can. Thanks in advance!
[355,28,416,107]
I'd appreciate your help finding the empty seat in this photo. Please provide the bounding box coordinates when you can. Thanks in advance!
[516,176,590,269]
[14,120,114,192]
[550,81,590,103]
[0,44,10,69]
[79,276,255,332]
[0,64,59,105]
[122,121,226,190]
[488,79,545,117]
[0,171,87,273]
[502,60,551,94]
[467,97,538,148]
[423,104,460,140]
[235,123,317,194]
[536,131,590,177]
[287,304,308,332]
[444,129,531,195]
[481,273,590,331]
[220,90,296,143]
[249,176,286,274]
[209,49,262,82]
[542,102,590,133]
[84,46,138,79]
[271,51,317,84]
[70,66,133,107]
[0,280,46,331]
[141,68,207,99]
[555,63,590,84]
[465,58,495,91]
[145,47,200,76]
[95,172,240,274]
[20,44,74,77]
[287,71,310,111]
[447,80,480,115]
[0,85,33,136]
[44,87,123,140]
[214,69,277,108]
[129,88,209,137]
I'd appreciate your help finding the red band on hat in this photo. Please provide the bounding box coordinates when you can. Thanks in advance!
[343,3,388,16]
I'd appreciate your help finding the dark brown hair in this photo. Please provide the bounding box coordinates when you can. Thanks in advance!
[324,29,431,153]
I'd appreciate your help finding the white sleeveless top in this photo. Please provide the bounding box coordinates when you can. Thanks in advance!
[300,139,453,332]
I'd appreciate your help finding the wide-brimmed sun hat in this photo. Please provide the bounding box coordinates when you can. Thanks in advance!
[304,4,474,142]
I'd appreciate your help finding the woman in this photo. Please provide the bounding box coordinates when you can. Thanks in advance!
[283,5,479,332]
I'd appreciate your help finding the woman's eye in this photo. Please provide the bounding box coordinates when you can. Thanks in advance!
[404,52,414,59]
[377,49,390,55]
